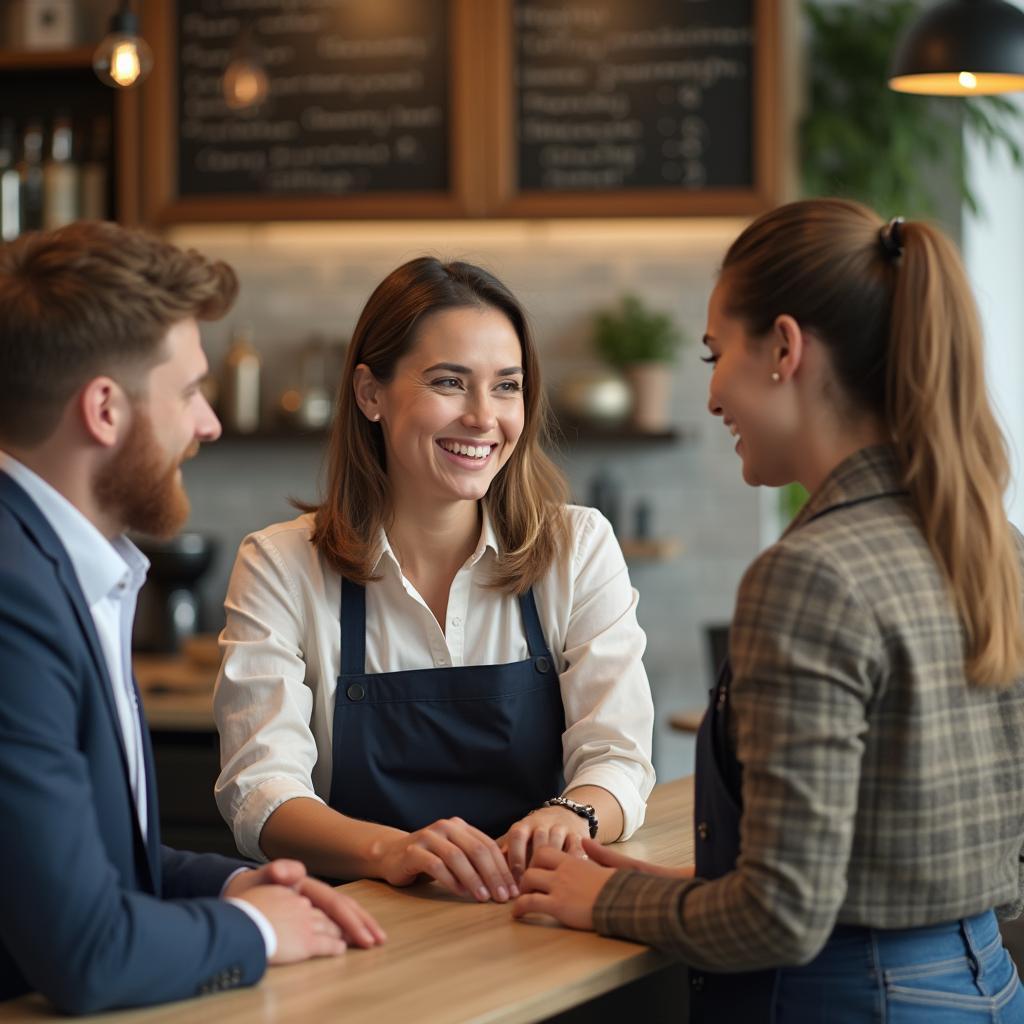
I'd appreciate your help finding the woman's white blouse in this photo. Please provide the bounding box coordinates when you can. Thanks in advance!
[214,504,656,861]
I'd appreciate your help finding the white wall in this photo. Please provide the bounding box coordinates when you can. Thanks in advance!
[961,0,1024,530]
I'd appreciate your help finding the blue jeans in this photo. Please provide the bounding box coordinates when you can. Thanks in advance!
[773,910,1024,1022]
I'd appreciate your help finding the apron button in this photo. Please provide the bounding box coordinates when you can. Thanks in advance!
[346,683,365,701]
[690,972,704,991]
[535,656,551,673]
[697,821,709,841]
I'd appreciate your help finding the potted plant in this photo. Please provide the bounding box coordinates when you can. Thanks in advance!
[594,294,687,431]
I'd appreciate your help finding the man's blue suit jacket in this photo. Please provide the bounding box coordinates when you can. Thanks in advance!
[0,473,266,1014]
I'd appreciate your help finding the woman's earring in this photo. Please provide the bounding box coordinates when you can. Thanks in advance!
[771,372,781,382]
[371,413,381,421]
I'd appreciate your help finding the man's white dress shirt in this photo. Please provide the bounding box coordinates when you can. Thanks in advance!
[214,504,656,860]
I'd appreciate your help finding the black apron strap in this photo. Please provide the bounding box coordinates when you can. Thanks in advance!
[517,588,548,659]
[340,577,366,676]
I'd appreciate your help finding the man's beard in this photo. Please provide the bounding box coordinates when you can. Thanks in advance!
[93,408,198,539]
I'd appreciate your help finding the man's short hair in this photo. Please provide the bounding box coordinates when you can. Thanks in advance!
[0,221,238,446]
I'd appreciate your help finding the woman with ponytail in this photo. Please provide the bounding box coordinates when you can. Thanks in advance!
[514,199,1024,1022]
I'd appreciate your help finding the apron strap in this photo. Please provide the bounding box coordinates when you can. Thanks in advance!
[340,576,366,676]
[518,588,548,659]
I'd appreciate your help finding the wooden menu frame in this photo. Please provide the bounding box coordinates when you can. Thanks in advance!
[139,0,487,223]
[481,0,782,218]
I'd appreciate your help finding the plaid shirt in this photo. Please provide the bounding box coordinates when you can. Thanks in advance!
[595,445,1024,970]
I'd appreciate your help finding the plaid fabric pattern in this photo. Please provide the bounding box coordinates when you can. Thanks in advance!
[594,445,1024,971]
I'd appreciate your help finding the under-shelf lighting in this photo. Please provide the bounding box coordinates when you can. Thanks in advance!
[93,0,153,89]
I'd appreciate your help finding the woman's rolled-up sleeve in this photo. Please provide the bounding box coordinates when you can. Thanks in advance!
[213,531,324,861]
[556,509,656,840]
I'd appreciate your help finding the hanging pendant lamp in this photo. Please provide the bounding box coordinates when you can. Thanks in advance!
[889,0,1024,95]
[93,0,153,89]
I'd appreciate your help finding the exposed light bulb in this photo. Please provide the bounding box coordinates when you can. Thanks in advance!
[110,40,142,86]
[958,71,978,90]
[93,5,153,89]
[223,58,269,110]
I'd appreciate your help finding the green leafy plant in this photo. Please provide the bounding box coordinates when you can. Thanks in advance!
[779,481,810,526]
[801,0,1023,217]
[594,294,686,366]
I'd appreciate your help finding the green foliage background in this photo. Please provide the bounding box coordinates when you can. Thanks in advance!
[800,0,1023,219]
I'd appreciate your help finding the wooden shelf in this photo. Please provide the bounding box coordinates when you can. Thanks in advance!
[217,427,330,443]
[550,420,696,446]
[620,538,683,562]
[217,423,697,447]
[669,708,704,733]
[0,46,95,70]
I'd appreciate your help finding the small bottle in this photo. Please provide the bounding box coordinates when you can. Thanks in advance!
[16,120,44,232]
[0,118,20,241]
[633,500,652,540]
[296,335,332,429]
[588,469,622,535]
[79,114,110,221]
[221,327,262,434]
[42,113,80,228]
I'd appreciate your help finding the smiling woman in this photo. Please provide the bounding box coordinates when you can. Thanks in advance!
[212,257,655,904]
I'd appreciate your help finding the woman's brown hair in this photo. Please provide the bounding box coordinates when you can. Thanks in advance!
[720,198,1024,687]
[306,256,570,593]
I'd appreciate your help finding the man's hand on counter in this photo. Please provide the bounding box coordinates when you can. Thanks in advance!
[224,859,387,961]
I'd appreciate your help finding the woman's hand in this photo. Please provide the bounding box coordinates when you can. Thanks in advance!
[580,838,696,879]
[497,806,590,881]
[512,846,616,931]
[376,818,518,902]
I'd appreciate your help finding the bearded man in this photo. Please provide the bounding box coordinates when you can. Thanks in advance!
[0,222,384,1014]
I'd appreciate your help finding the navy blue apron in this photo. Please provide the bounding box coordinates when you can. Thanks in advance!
[327,577,566,837]
[690,657,778,1020]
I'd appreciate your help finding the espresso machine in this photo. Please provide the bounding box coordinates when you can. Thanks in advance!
[132,532,218,653]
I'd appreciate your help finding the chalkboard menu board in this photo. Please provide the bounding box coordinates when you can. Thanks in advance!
[139,0,781,222]
[513,0,754,195]
[176,0,449,198]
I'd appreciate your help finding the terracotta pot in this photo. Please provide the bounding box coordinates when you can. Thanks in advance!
[625,362,673,431]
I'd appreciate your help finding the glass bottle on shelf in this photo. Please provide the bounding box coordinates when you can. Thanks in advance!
[220,326,262,434]
[17,120,44,233]
[79,114,110,221]
[0,118,20,242]
[42,113,79,229]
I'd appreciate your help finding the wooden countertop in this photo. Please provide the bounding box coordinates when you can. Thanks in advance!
[0,779,694,1024]
[134,643,219,732]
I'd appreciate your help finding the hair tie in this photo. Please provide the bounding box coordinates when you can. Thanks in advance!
[879,217,905,262]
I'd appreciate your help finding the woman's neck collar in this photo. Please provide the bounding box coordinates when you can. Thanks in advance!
[385,496,482,581]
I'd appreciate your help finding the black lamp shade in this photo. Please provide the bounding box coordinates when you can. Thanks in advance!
[890,0,1024,94]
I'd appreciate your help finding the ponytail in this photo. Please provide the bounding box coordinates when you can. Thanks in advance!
[888,223,1024,686]
[721,198,1024,687]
